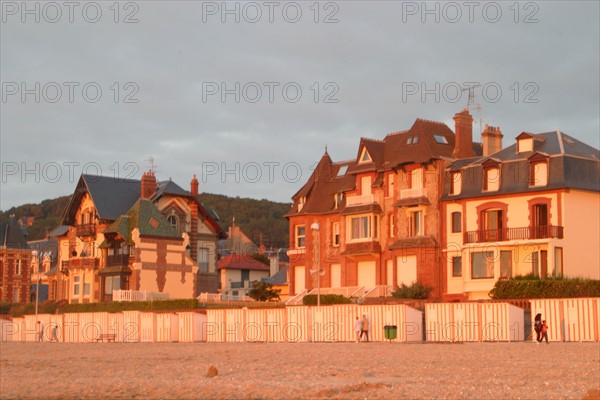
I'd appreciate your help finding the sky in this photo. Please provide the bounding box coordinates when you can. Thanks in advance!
[1,0,599,210]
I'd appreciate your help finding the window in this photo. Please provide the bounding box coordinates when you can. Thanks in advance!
[15,259,21,275]
[517,137,533,153]
[434,134,448,144]
[407,135,420,145]
[554,247,563,277]
[337,165,348,176]
[450,172,462,195]
[83,273,91,296]
[531,204,549,238]
[351,216,371,240]
[13,287,19,303]
[359,147,372,163]
[482,209,503,241]
[529,162,548,187]
[483,167,500,191]
[332,222,340,246]
[452,256,462,277]
[167,215,178,231]
[198,248,209,272]
[129,245,135,257]
[500,251,512,278]
[409,168,423,189]
[334,193,344,209]
[104,276,121,295]
[471,252,494,279]
[387,174,394,197]
[409,210,423,236]
[295,225,306,248]
[298,197,306,211]
[360,176,372,196]
[451,212,461,233]
[531,251,539,277]
[73,276,80,296]
[348,215,378,241]
[389,214,395,238]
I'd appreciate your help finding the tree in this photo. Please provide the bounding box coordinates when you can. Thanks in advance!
[247,281,281,302]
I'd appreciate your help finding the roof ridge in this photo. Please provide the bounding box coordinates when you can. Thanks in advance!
[361,137,385,143]
[385,130,408,137]
[415,118,446,125]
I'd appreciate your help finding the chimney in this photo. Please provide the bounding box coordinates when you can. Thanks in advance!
[481,124,503,156]
[452,109,475,159]
[190,174,199,196]
[140,171,157,199]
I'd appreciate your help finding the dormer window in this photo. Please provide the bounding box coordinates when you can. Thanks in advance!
[528,153,549,187]
[167,215,178,231]
[482,160,501,192]
[530,162,548,187]
[359,147,372,163]
[298,197,306,211]
[334,193,344,209]
[407,135,420,145]
[516,132,534,153]
[337,165,348,176]
[450,171,462,195]
[484,167,500,191]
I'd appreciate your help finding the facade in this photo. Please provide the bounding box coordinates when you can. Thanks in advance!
[441,130,600,300]
[0,216,32,303]
[48,172,226,304]
[28,236,59,303]
[217,254,271,298]
[286,110,482,299]
[219,220,259,256]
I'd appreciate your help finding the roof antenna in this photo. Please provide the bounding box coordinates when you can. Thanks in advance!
[145,156,160,175]
[461,84,484,135]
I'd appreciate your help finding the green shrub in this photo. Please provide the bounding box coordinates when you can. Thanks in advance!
[391,282,433,299]
[489,278,600,299]
[302,294,354,305]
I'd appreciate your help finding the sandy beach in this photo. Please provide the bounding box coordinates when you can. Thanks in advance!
[1,341,599,399]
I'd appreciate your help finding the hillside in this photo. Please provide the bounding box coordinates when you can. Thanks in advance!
[1,194,291,247]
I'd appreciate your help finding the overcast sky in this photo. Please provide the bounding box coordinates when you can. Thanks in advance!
[1,0,599,210]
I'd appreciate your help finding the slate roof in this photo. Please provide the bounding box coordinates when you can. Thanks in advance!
[216,254,271,271]
[0,216,29,250]
[28,238,59,270]
[154,180,193,198]
[287,116,482,217]
[443,131,600,200]
[104,199,182,242]
[262,265,288,285]
[62,174,141,224]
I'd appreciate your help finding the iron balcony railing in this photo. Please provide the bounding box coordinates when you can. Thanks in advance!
[75,224,96,237]
[464,225,564,244]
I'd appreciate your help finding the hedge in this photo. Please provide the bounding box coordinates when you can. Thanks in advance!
[62,299,200,313]
[302,294,354,305]
[391,282,433,299]
[489,278,600,299]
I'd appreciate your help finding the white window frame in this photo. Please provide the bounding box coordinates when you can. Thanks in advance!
[295,225,306,248]
[15,259,21,276]
[73,275,81,296]
[332,222,340,247]
[530,162,548,187]
[409,209,424,237]
[450,171,462,195]
[484,167,500,192]
[347,214,378,243]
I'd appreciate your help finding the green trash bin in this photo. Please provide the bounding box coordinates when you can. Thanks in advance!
[384,325,397,341]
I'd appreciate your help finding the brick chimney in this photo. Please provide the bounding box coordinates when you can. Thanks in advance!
[452,109,475,159]
[190,174,199,196]
[481,124,503,156]
[140,171,157,199]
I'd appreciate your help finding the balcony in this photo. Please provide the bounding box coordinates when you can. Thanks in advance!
[107,254,130,267]
[75,224,96,237]
[229,281,252,289]
[400,187,427,199]
[346,194,375,206]
[62,258,100,270]
[464,225,564,244]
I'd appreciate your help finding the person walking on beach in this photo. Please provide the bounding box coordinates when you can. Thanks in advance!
[540,320,549,344]
[534,313,542,343]
[360,314,369,342]
[51,325,59,342]
[354,317,362,343]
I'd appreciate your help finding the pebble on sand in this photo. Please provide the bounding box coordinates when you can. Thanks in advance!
[207,365,218,378]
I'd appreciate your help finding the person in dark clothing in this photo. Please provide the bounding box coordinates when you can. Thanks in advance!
[534,313,543,343]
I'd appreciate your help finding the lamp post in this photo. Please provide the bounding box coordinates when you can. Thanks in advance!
[310,222,321,307]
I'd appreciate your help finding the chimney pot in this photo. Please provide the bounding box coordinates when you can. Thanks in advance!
[482,125,503,157]
[191,174,199,196]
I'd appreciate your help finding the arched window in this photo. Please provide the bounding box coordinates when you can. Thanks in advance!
[167,215,178,231]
